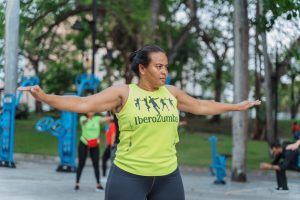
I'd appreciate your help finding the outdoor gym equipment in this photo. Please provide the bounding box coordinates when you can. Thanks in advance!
[35,98,77,172]
[0,76,40,168]
[75,74,100,96]
[165,74,172,85]
[209,135,227,184]
[0,94,16,167]
[16,76,40,105]
[35,74,100,172]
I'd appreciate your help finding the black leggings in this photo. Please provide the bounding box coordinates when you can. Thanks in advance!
[76,141,100,184]
[276,169,288,189]
[105,164,185,200]
[275,166,299,190]
[102,145,111,177]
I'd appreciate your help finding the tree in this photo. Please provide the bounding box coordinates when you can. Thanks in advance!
[288,60,300,119]
[254,0,300,142]
[192,0,232,122]
[258,0,275,144]
[232,0,249,182]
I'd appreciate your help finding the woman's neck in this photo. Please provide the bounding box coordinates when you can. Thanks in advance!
[137,80,158,91]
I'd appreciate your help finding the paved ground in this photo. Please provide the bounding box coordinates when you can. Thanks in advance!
[1,154,300,200]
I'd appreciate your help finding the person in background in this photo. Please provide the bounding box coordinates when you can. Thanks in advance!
[291,122,300,140]
[102,119,116,180]
[75,112,110,192]
[260,141,299,193]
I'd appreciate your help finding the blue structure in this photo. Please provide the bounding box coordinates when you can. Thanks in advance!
[0,76,40,168]
[165,74,172,85]
[35,74,100,172]
[208,136,227,184]
[75,74,100,96]
[0,94,16,167]
[35,97,77,172]
[16,76,40,105]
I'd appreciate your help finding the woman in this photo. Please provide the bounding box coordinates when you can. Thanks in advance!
[19,44,260,200]
[75,112,109,191]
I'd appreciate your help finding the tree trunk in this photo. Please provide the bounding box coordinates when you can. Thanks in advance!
[211,61,223,123]
[274,54,279,138]
[252,53,263,140]
[150,0,160,42]
[290,73,296,119]
[259,0,275,145]
[30,59,43,114]
[4,0,20,95]
[168,17,197,63]
[252,0,263,140]
[35,101,43,114]
[232,0,249,182]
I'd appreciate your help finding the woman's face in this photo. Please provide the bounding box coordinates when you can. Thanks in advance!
[142,52,168,88]
[87,112,95,118]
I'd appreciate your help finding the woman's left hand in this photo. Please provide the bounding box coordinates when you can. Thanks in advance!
[236,100,261,111]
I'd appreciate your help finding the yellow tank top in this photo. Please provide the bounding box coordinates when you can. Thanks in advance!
[114,84,179,176]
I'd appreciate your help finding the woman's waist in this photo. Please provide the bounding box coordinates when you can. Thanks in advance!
[114,153,178,176]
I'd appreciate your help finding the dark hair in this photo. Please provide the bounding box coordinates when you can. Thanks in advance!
[270,141,281,149]
[129,45,166,77]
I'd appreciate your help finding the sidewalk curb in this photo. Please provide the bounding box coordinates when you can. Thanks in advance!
[14,153,59,164]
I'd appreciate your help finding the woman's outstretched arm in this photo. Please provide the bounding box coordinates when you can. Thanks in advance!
[18,84,128,113]
[167,85,260,115]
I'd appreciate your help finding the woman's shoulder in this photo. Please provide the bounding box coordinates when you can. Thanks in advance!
[165,85,181,97]
[110,83,129,90]
[107,84,130,109]
[106,84,130,95]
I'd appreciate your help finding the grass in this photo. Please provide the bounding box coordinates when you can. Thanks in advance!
[186,116,296,138]
[176,130,269,169]
[15,114,58,155]
[14,113,108,156]
[14,113,293,170]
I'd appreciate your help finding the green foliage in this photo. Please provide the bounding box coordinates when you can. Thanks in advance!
[255,0,300,32]
[0,0,298,123]
[0,0,205,91]
[41,60,84,94]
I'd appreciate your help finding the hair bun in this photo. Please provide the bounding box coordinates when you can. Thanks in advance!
[129,50,138,63]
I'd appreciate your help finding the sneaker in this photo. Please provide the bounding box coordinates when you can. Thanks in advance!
[95,185,104,192]
[273,187,289,194]
[74,185,79,191]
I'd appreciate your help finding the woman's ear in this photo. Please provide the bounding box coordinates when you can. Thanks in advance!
[138,64,146,75]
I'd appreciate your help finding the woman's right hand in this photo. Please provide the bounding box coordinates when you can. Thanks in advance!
[18,85,46,102]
